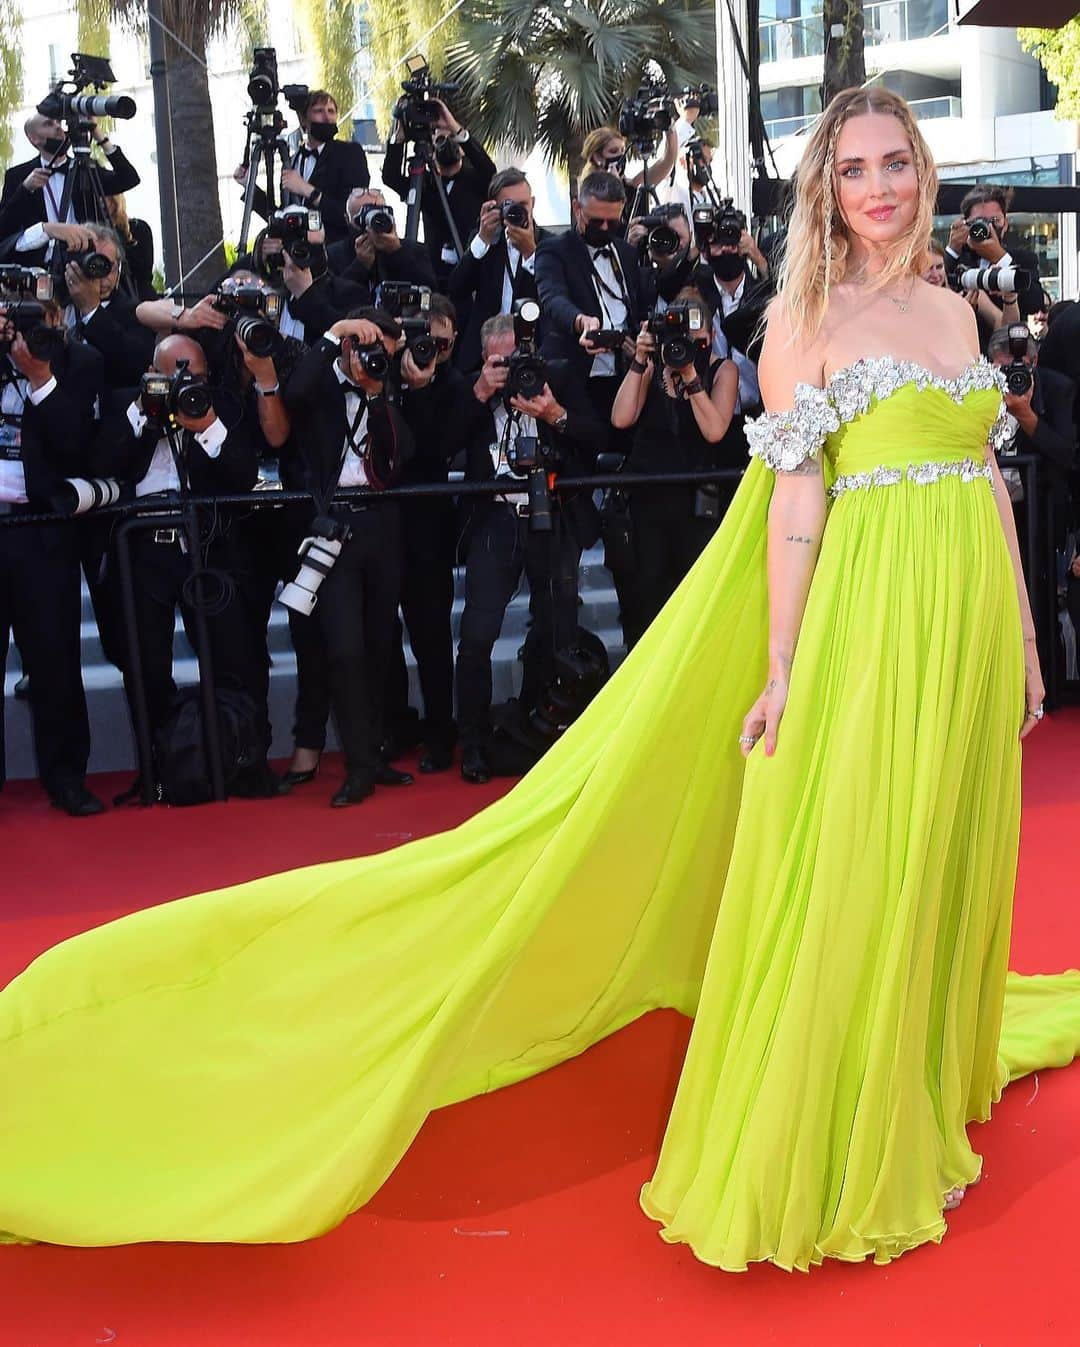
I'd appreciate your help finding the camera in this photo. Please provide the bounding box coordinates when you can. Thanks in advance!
[267,205,322,264]
[618,87,674,144]
[638,212,682,259]
[50,476,122,517]
[278,514,353,616]
[957,265,1030,297]
[282,82,311,117]
[648,301,709,367]
[393,55,459,143]
[140,359,214,427]
[1001,323,1034,397]
[36,52,136,126]
[247,47,279,108]
[685,138,712,188]
[500,200,530,230]
[0,266,64,363]
[213,277,283,358]
[351,203,395,235]
[693,198,746,249]
[967,217,995,245]
[373,281,436,367]
[498,298,548,402]
[341,337,391,381]
[67,246,113,280]
[679,84,718,117]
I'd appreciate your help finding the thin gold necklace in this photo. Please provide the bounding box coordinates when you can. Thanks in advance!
[884,278,916,313]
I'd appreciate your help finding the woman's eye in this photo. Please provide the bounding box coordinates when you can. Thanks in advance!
[888,159,909,171]
[840,166,861,178]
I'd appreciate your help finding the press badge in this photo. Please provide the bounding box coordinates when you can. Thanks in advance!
[0,420,22,461]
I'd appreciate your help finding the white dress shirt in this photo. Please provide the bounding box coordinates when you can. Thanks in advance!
[332,360,370,488]
[489,402,533,505]
[126,401,227,496]
[469,232,537,316]
[0,371,57,503]
[587,244,628,378]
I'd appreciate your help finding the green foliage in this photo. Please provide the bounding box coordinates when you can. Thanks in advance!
[0,0,23,168]
[360,1,461,136]
[442,0,717,170]
[235,0,270,67]
[1018,20,1076,119]
[297,0,360,136]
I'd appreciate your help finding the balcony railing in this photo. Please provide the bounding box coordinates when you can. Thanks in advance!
[761,1,949,64]
[764,95,961,141]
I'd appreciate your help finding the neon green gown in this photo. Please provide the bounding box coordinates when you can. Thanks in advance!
[2,356,1079,1269]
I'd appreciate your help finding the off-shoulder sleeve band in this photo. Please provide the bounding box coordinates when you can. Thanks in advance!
[744,382,839,472]
[986,394,1014,455]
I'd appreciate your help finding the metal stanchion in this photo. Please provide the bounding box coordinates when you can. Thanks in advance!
[115,518,160,806]
[181,501,227,802]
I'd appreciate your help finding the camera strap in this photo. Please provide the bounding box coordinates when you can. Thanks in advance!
[586,247,630,322]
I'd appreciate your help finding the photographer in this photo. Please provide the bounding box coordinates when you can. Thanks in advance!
[612,286,738,647]
[384,293,466,772]
[1036,298,1080,445]
[0,285,104,814]
[278,310,415,806]
[535,171,640,430]
[383,97,496,284]
[235,90,369,250]
[259,209,367,343]
[448,168,549,373]
[698,205,772,419]
[945,187,1039,346]
[454,310,603,785]
[106,193,156,300]
[327,188,436,293]
[0,112,140,264]
[581,123,679,213]
[62,224,153,388]
[91,336,258,794]
[988,322,1076,684]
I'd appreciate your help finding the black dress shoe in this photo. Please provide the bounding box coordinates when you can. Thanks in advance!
[232,762,282,799]
[375,761,414,787]
[330,774,374,808]
[460,745,491,785]
[418,744,454,774]
[278,764,320,794]
[51,782,106,817]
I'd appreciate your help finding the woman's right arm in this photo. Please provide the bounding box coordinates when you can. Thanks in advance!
[740,303,829,758]
[611,324,655,429]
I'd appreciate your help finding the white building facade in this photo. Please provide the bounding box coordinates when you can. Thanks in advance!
[758,1,1079,299]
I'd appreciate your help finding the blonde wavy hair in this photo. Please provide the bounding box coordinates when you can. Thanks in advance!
[777,87,938,344]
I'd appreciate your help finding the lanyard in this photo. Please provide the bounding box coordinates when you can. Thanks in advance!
[43,173,65,223]
[586,247,629,326]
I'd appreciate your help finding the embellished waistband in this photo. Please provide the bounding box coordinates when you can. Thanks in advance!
[827,457,993,500]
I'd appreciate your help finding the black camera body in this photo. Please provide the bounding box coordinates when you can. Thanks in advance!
[500,200,530,230]
[282,82,311,117]
[214,278,283,359]
[247,47,279,109]
[393,56,459,143]
[685,138,712,188]
[140,359,214,428]
[36,52,136,127]
[352,203,395,235]
[638,212,682,259]
[967,216,995,245]
[1001,323,1034,398]
[267,206,321,264]
[341,337,391,381]
[619,88,674,143]
[694,198,746,250]
[679,84,719,117]
[648,301,709,368]
[499,298,547,402]
[374,281,430,319]
[0,266,64,363]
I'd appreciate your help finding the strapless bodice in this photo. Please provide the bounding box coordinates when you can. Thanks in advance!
[745,357,1008,498]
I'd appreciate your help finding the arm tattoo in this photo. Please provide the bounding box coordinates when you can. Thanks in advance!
[785,534,815,546]
[783,457,822,477]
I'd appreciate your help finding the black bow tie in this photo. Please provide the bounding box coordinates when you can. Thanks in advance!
[590,243,614,261]
[44,160,68,175]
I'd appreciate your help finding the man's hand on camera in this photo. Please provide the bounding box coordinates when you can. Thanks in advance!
[477,200,502,246]
[329,318,384,347]
[353,231,377,270]
[576,314,606,354]
[234,330,278,387]
[22,166,52,194]
[473,353,509,403]
[948,218,969,254]
[283,253,314,298]
[233,162,249,186]
[177,406,219,435]
[969,227,1006,265]
[626,219,648,249]
[401,347,437,389]
[370,225,400,254]
[281,168,314,200]
[179,295,229,332]
[65,262,102,316]
[510,385,565,426]
[8,332,54,389]
[430,98,461,136]
[505,220,535,259]
[1004,381,1038,434]
[43,221,95,251]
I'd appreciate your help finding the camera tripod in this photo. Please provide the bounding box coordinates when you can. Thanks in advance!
[237,107,292,257]
[626,137,665,222]
[51,117,138,300]
[401,136,464,261]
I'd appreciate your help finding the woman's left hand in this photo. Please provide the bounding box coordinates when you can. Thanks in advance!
[1020,654,1046,740]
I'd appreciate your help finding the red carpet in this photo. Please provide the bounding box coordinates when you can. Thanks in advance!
[2,720,1079,1347]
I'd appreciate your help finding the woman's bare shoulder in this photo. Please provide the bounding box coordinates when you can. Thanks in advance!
[759,298,828,411]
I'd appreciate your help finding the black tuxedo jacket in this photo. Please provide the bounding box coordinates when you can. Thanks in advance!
[5,337,103,507]
[448,226,551,373]
[382,137,497,281]
[74,292,155,390]
[456,358,603,554]
[535,230,642,379]
[91,388,257,496]
[282,337,415,507]
[326,235,437,296]
[247,138,370,248]
[1034,305,1080,437]
[284,271,369,345]
[0,149,141,260]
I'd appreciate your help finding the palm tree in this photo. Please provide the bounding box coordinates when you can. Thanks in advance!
[821,1,865,108]
[297,0,359,135]
[443,0,716,183]
[0,0,23,168]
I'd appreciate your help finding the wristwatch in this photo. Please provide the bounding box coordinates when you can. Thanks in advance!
[552,411,569,435]
[254,382,280,397]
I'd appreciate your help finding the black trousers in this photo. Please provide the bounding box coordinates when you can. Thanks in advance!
[456,503,580,748]
[0,521,90,794]
[124,530,253,737]
[624,486,722,648]
[385,500,456,753]
[288,504,401,779]
[587,373,642,647]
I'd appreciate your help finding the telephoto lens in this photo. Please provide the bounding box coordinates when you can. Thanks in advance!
[70,249,113,280]
[647,224,681,258]
[958,265,1030,295]
[51,476,122,516]
[278,516,352,616]
[234,314,282,358]
[526,466,553,532]
[500,201,529,229]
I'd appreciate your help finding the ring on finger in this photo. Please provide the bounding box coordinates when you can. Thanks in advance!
[738,734,758,745]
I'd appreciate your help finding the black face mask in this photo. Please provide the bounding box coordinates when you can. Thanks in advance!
[307,120,337,144]
[601,154,627,177]
[42,136,65,156]
[435,140,462,169]
[656,249,692,301]
[581,218,625,249]
[712,250,745,281]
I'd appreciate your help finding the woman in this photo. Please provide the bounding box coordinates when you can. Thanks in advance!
[106,193,157,300]
[1,90,1078,1264]
[581,123,679,214]
[921,235,947,286]
[611,285,739,645]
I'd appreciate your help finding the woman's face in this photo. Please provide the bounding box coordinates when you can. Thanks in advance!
[922,252,947,287]
[592,137,627,175]
[833,113,919,252]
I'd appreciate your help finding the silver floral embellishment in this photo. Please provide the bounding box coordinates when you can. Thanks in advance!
[745,382,840,472]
